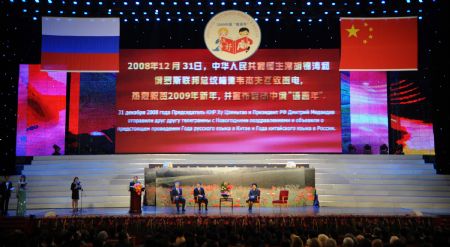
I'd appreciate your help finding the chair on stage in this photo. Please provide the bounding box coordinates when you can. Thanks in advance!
[252,196,261,210]
[272,190,289,209]
[194,196,207,211]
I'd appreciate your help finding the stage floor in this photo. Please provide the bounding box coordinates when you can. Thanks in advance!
[5,206,450,218]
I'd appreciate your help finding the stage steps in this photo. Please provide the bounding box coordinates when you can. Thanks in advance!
[6,154,450,210]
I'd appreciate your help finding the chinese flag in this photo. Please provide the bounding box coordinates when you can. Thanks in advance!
[340,17,417,71]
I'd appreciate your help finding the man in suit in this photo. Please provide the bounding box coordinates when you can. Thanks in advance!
[171,182,185,212]
[0,176,14,216]
[246,183,260,211]
[193,182,208,211]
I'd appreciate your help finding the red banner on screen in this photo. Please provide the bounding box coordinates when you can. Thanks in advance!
[340,17,418,71]
[116,49,341,153]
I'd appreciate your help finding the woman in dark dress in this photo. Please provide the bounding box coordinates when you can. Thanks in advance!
[70,177,82,212]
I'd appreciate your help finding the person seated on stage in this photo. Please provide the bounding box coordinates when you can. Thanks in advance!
[363,144,372,154]
[347,143,357,154]
[379,144,389,154]
[52,144,61,155]
[394,145,404,155]
[170,182,186,212]
[246,183,260,211]
[193,182,208,211]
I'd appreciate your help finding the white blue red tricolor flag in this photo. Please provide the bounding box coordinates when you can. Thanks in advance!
[41,17,120,72]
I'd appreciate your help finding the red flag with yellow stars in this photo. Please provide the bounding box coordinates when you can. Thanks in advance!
[340,17,417,71]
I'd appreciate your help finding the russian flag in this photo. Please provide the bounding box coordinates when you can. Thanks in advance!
[41,17,120,72]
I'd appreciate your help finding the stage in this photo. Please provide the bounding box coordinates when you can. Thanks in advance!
[3,206,450,218]
[8,154,450,210]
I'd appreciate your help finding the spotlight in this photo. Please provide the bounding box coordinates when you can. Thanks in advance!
[307,2,311,6]
[124,1,128,5]
[135,1,140,5]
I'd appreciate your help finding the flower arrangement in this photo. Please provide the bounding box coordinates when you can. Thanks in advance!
[133,183,144,196]
[220,182,233,198]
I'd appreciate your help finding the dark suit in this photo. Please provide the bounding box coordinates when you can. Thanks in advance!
[247,188,260,210]
[170,187,186,211]
[193,187,208,210]
[0,181,13,215]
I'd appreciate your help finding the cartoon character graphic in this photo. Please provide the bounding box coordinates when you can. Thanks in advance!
[213,27,229,51]
[236,27,253,53]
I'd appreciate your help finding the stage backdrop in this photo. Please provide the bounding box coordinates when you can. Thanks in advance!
[116,49,342,153]
[144,167,315,207]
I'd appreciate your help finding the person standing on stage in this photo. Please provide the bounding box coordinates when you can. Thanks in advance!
[129,176,141,190]
[16,175,27,216]
[0,176,14,216]
[246,183,260,211]
[70,177,82,212]
[171,182,186,212]
[193,182,208,211]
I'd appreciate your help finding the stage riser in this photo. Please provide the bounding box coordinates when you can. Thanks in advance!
[10,154,450,210]
[24,163,431,170]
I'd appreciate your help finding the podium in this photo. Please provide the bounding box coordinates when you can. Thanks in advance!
[129,188,144,214]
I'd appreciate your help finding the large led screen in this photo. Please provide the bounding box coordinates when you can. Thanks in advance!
[116,49,342,153]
